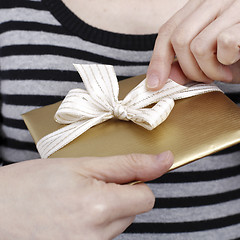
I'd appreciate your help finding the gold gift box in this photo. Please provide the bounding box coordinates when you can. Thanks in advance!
[22,75,240,170]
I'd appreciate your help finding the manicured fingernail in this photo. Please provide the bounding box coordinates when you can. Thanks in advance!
[147,74,160,89]
[156,151,174,164]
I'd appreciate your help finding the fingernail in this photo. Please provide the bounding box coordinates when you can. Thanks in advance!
[156,151,174,164]
[147,74,160,89]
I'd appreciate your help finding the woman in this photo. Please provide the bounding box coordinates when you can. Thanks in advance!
[0,0,240,239]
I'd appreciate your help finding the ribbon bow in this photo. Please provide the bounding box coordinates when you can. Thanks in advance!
[37,64,221,158]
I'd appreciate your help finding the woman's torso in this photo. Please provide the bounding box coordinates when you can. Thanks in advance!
[0,0,240,239]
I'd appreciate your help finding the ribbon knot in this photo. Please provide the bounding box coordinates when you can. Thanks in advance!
[113,101,128,120]
[36,64,222,159]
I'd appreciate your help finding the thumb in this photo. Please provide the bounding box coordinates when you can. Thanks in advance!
[78,151,174,184]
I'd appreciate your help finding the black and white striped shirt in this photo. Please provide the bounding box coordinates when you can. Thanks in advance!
[1,0,240,239]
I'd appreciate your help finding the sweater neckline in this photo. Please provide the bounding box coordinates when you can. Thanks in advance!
[42,0,157,50]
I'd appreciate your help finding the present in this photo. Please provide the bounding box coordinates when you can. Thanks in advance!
[22,64,240,170]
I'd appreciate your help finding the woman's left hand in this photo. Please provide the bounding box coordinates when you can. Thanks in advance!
[147,0,240,91]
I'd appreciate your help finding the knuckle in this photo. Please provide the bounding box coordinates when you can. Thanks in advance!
[125,153,148,173]
[89,202,109,225]
[150,54,165,67]
[86,185,111,225]
[217,31,236,49]
[122,153,157,180]
[171,30,190,49]
[190,38,209,57]
[151,53,163,67]
[158,20,177,37]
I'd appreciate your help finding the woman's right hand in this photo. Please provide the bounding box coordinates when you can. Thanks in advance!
[0,152,173,240]
[147,0,240,91]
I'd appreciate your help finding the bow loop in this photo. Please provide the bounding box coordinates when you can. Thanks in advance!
[73,64,119,111]
[54,88,106,124]
[36,64,222,159]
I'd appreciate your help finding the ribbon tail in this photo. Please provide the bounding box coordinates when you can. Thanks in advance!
[122,79,186,109]
[37,114,110,159]
[171,82,222,100]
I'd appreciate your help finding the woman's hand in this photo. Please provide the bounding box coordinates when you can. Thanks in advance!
[0,152,173,240]
[147,0,240,90]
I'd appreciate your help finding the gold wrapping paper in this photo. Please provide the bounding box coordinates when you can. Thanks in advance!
[22,75,240,170]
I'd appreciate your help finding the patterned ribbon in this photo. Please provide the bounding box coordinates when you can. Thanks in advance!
[37,64,222,158]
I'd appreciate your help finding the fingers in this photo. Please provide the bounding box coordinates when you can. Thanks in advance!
[189,0,240,82]
[171,0,224,83]
[147,0,240,90]
[147,0,202,90]
[60,152,173,226]
[70,151,173,221]
[89,181,155,223]
[168,61,192,85]
[80,152,173,221]
[79,151,174,184]
[106,182,156,219]
[217,23,240,66]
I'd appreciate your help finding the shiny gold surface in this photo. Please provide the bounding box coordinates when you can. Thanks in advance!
[22,75,240,170]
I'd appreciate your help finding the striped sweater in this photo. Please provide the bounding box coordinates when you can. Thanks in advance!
[0,0,240,239]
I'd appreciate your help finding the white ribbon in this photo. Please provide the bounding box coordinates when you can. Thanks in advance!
[37,64,222,158]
